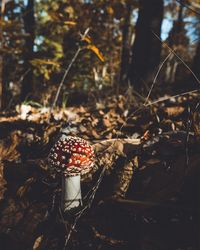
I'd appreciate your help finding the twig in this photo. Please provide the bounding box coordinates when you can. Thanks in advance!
[49,28,90,117]
[144,52,172,105]
[63,165,106,249]
[176,0,200,16]
[152,31,200,86]
[91,226,127,246]
[17,69,31,85]
[145,88,200,107]
[111,198,194,212]
[92,138,141,145]
[185,102,200,169]
[185,106,192,167]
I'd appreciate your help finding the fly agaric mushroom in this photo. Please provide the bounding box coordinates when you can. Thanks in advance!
[48,126,95,212]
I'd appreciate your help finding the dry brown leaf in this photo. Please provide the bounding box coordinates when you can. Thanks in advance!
[17,177,35,198]
[144,158,161,165]
[165,106,185,117]
[103,118,111,127]
[91,129,100,139]
[92,226,126,246]
[32,235,44,250]
[0,132,20,161]
[79,124,87,133]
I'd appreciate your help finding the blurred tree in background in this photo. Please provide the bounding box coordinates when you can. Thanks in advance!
[21,0,35,100]
[0,0,200,109]
[128,0,164,91]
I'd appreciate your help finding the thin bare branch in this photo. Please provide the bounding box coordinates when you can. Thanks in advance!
[176,0,200,16]
[49,28,90,117]
[63,166,106,249]
[111,198,193,212]
[152,31,200,86]
[145,89,200,107]
[144,52,172,105]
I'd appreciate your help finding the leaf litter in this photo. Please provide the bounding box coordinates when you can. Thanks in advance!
[0,92,199,249]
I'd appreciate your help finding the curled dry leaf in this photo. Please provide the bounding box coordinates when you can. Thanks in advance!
[93,138,141,188]
[32,235,44,250]
[164,106,185,117]
[17,177,35,198]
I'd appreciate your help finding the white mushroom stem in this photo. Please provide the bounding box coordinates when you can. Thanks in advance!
[61,174,82,212]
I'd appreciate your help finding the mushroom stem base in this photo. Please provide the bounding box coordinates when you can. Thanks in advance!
[61,174,82,212]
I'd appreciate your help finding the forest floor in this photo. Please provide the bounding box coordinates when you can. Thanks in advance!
[0,90,200,250]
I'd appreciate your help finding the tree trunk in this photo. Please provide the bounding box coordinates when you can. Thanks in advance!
[165,0,189,84]
[167,0,184,48]
[0,57,3,111]
[0,0,6,110]
[120,1,133,84]
[192,41,200,81]
[128,0,163,92]
[21,0,35,101]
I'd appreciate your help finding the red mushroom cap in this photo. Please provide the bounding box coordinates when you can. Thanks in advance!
[48,136,95,176]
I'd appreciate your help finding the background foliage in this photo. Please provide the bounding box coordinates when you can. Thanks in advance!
[0,0,200,108]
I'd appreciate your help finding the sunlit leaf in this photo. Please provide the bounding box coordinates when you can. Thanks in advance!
[44,69,50,80]
[82,35,92,44]
[48,11,59,21]
[30,59,60,67]
[0,19,12,27]
[107,6,114,15]
[63,21,77,26]
[86,45,105,62]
